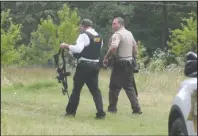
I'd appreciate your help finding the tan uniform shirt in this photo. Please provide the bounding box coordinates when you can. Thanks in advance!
[109,27,136,59]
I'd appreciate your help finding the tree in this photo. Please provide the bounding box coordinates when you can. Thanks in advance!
[168,12,197,57]
[1,9,22,66]
[26,4,80,65]
[1,1,66,46]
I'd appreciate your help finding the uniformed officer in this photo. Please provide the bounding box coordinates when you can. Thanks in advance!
[60,19,106,119]
[103,17,142,114]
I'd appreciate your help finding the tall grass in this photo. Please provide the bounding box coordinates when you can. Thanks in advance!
[1,67,186,135]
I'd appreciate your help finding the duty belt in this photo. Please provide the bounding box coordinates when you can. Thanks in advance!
[79,60,99,65]
[118,56,133,61]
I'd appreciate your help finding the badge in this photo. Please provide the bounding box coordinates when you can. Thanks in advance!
[94,38,101,42]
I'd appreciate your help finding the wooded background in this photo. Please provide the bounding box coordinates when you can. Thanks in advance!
[1,1,197,70]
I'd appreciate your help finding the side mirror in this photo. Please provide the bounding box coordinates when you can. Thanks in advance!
[184,60,197,77]
[186,51,197,61]
[184,52,197,77]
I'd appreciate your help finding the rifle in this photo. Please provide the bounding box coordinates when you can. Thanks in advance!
[53,46,71,99]
[132,56,139,97]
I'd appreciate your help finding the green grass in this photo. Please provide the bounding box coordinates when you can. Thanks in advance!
[1,67,185,135]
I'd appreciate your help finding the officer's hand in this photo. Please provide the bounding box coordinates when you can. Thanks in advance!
[103,58,108,67]
[60,43,66,48]
[60,43,70,49]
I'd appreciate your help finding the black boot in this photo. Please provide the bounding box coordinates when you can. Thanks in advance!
[132,108,142,114]
[95,111,106,120]
[64,112,75,117]
[107,110,117,114]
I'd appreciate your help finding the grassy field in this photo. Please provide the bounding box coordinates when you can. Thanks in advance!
[1,67,186,135]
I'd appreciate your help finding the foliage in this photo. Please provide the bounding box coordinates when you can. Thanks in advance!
[1,1,197,55]
[136,41,150,69]
[1,2,197,69]
[1,9,23,66]
[168,12,197,57]
[1,2,66,45]
[146,48,185,72]
[146,48,167,71]
[24,4,80,65]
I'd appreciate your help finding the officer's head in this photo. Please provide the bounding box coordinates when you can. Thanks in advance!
[80,19,93,32]
[112,17,124,32]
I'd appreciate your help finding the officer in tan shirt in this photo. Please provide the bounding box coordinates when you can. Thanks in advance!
[103,17,142,114]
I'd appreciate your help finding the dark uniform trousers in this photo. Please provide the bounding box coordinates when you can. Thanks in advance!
[66,61,106,117]
[108,60,141,113]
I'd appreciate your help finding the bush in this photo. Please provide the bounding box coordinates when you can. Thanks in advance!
[22,4,80,66]
[136,41,150,69]
[147,48,166,71]
[1,9,23,66]
[168,12,197,57]
[146,48,184,72]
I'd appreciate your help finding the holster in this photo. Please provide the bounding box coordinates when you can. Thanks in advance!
[132,58,140,73]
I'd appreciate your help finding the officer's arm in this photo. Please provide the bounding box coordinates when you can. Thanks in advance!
[105,33,121,59]
[132,40,138,57]
[105,47,117,60]
[133,44,138,57]
[68,34,90,53]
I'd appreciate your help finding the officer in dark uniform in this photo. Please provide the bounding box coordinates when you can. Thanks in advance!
[103,17,142,114]
[60,19,106,119]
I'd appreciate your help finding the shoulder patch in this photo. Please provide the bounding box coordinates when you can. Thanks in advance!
[112,36,117,41]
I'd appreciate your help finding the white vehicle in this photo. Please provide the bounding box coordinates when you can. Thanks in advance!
[168,52,197,136]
